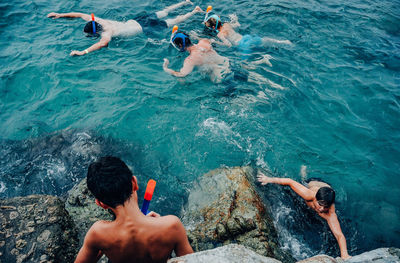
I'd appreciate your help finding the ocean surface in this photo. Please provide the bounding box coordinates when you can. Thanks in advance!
[0,0,399,259]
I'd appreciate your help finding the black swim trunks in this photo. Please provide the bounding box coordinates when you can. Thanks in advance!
[134,11,168,33]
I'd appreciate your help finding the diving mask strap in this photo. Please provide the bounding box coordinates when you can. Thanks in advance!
[170,25,181,51]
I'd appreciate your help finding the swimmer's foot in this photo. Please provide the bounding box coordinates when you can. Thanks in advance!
[229,14,241,27]
[253,54,273,67]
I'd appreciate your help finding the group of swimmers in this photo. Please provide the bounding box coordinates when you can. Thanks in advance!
[47,2,351,262]
[47,0,291,84]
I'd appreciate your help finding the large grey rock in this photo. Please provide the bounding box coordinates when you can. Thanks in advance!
[346,247,400,263]
[0,195,78,263]
[168,244,282,263]
[65,177,113,246]
[296,247,400,263]
[296,255,338,263]
[182,166,294,262]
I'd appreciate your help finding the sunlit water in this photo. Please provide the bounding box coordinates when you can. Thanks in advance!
[0,0,399,259]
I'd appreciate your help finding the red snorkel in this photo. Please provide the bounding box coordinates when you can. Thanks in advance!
[91,13,96,34]
[141,179,156,215]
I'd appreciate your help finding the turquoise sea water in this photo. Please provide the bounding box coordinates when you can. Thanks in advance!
[0,0,399,259]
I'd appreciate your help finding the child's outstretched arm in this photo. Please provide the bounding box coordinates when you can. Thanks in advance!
[257,172,314,201]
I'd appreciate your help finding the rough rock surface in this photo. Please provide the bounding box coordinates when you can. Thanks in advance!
[65,178,112,263]
[65,177,113,245]
[182,166,294,262]
[168,244,282,263]
[297,247,400,263]
[0,195,78,263]
[346,247,400,263]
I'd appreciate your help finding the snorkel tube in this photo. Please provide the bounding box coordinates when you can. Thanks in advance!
[203,6,220,33]
[91,13,96,34]
[141,179,156,215]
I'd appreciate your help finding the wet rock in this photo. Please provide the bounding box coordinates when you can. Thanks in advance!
[297,255,337,263]
[65,177,113,246]
[0,195,78,263]
[168,244,282,263]
[346,247,400,263]
[65,178,113,263]
[182,166,294,262]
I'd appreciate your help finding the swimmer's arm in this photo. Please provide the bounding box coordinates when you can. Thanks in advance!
[47,12,91,21]
[74,225,103,263]
[163,58,194,78]
[325,209,351,260]
[257,172,314,201]
[216,34,232,47]
[70,34,111,56]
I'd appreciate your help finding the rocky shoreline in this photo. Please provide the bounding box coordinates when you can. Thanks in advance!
[1,166,399,262]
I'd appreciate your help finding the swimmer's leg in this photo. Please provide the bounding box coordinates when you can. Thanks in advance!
[262,37,292,45]
[155,0,193,19]
[164,6,202,27]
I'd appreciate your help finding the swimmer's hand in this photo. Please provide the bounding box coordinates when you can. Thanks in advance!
[146,211,161,218]
[47,12,61,19]
[70,50,86,56]
[185,0,193,5]
[257,172,273,185]
[163,58,170,69]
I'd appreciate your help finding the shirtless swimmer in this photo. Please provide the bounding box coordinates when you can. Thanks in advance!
[202,7,291,50]
[257,172,352,260]
[163,29,232,83]
[47,0,202,56]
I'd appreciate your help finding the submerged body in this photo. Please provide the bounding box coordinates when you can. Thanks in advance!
[257,172,351,260]
[204,14,292,49]
[163,38,231,83]
[47,0,202,56]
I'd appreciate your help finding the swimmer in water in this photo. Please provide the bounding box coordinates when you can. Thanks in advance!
[257,172,352,260]
[202,7,291,51]
[163,29,232,83]
[47,0,203,56]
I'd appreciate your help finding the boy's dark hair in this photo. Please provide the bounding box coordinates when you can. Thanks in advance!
[173,32,192,50]
[207,17,222,30]
[316,187,335,207]
[84,21,103,35]
[87,156,133,208]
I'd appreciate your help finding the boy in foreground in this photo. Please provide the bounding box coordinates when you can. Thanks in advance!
[75,156,193,263]
[257,172,351,260]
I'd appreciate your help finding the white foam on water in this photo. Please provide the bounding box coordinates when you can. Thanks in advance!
[272,201,314,259]
[197,118,244,150]
[300,165,307,181]
[0,181,6,193]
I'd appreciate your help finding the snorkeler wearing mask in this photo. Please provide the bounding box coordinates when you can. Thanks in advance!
[257,171,352,260]
[163,26,232,83]
[47,0,202,56]
[202,6,292,52]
